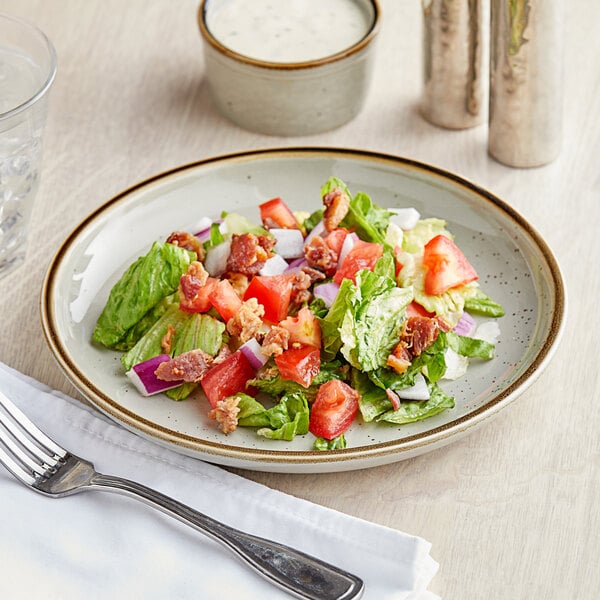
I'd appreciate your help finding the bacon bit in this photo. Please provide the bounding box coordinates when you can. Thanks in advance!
[387,343,412,375]
[386,388,401,411]
[161,324,176,354]
[261,326,290,357]
[213,344,232,365]
[304,236,338,277]
[154,348,214,382]
[226,233,276,276]
[179,261,209,301]
[401,316,442,356]
[322,187,350,232]
[166,231,205,261]
[208,395,241,434]
[226,298,265,343]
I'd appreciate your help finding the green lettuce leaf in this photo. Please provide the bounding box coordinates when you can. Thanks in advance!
[314,435,347,451]
[339,269,413,372]
[401,218,449,254]
[237,393,309,441]
[376,383,455,424]
[93,242,193,348]
[463,289,505,317]
[446,331,495,360]
[318,278,355,361]
[222,212,269,237]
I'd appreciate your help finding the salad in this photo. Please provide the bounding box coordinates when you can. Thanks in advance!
[93,177,505,450]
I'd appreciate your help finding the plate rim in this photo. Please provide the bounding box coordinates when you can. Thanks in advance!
[40,146,567,468]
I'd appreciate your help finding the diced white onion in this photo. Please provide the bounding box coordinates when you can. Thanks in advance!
[259,253,289,276]
[453,312,477,337]
[270,228,305,259]
[191,216,213,238]
[284,257,308,274]
[442,348,469,381]
[396,373,430,400]
[239,338,269,370]
[385,222,404,248]
[473,321,501,345]
[304,220,326,245]
[204,241,231,276]
[337,232,358,267]
[390,208,421,230]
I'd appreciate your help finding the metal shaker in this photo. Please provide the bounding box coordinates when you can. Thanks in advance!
[421,0,486,129]
[488,0,563,167]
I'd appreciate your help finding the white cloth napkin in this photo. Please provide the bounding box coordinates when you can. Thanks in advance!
[0,362,439,599]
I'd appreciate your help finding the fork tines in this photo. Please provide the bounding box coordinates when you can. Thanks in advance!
[0,390,67,485]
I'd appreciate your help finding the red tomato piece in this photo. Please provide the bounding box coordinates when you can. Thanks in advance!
[406,300,435,319]
[200,351,256,408]
[333,240,383,284]
[243,274,293,323]
[259,197,299,229]
[279,306,322,348]
[274,345,320,388]
[324,228,348,256]
[309,380,360,440]
[422,234,478,296]
[209,279,242,322]
[179,277,217,313]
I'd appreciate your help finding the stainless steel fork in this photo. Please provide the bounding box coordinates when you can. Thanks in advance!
[0,390,363,600]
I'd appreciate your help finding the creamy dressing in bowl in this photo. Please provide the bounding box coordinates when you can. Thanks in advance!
[204,0,375,63]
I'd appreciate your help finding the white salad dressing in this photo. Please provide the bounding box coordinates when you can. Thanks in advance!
[205,0,374,63]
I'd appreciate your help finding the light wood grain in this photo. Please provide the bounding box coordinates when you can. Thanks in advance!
[1,1,598,598]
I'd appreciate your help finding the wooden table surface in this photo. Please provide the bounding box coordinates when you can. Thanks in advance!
[2,1,598,598]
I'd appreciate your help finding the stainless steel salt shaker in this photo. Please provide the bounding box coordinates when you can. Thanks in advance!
[488,0,563,167]
[421,0,486,129]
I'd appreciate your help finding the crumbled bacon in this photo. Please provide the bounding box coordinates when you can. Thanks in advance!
[166,231,205,261]
[161,324,176,354]
[208,395,241,434]
[401,316,442,356]
[322,187,350,232]
[154,348,214,382]
[226,298,265,343]
[261,326,290,357]
[387,316,443,374]
[304,236,338,277]
[179,261,209,306]
[213,344,232,365]
[226,233,275,276]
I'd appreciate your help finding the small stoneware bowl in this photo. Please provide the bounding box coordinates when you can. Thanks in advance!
[197,0,380,136]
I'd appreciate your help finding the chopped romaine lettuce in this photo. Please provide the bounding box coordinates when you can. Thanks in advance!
[464,288,506,317]
[93,242,193,348]
[376,383,455,424]
[401,218,449,254]
[314,435,347,451]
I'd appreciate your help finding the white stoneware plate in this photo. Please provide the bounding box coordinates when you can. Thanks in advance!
[41,148,566,472]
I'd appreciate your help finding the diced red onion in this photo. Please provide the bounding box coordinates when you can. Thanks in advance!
[389,208,420,230]
[192,216,213,239]
[304,220,326,245]
[239,338,269,370]
[204,241,230,276]
[313,281,340,307]
[259,254,289,276]
[337,232,359,267]
[270,228,304,259]
[126,354,182,396]
[453,311,476,336]
[284,257,308,274]
[396,373,430,401]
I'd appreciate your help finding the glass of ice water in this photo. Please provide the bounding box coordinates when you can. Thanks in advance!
[0,13,56,278]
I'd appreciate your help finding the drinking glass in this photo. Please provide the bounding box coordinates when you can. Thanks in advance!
[0,13,56,278]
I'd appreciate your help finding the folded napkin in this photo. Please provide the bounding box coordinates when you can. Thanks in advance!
[0,362,439,599]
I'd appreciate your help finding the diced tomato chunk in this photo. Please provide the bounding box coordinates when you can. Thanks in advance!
[259,197,299,229]
[209,279,243,322]
[309,380,360,440]
[179,277,218,313]
[243,274,293,323]
[422,234,478,296]
[324,228,348,256]
[200,351,256,408]
[333,240,383,284]
[274,345,320,388]
[279,306,321,348]
[406,300,435,319]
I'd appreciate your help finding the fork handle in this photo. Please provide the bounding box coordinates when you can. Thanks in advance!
[89,473,364,600]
